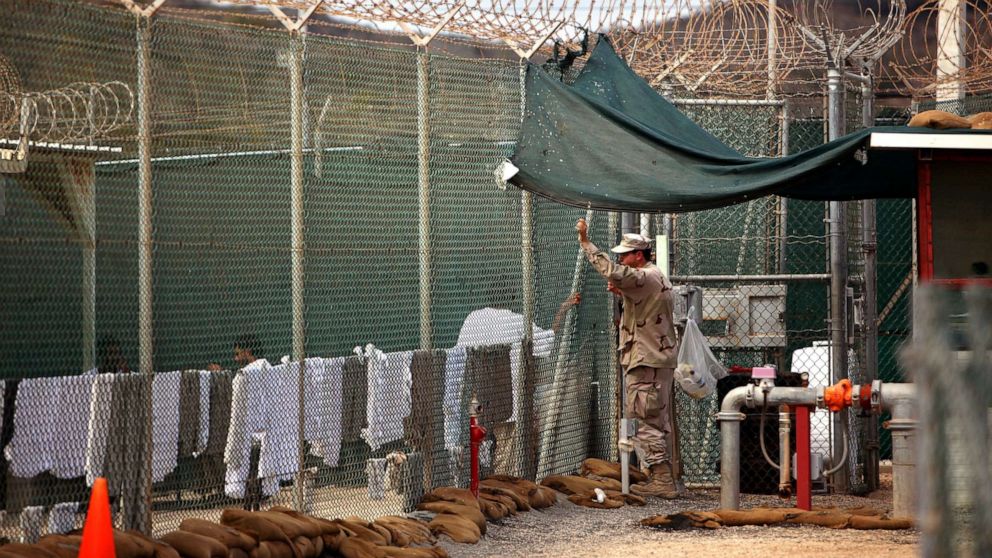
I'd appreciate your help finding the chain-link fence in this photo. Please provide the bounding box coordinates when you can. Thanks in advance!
[0,0,937,544]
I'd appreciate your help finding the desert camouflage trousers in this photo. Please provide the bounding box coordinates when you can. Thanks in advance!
[625,366,676,468]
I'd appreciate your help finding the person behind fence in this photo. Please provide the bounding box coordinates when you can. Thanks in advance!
[207,334,264,372]
[576,218,679,498]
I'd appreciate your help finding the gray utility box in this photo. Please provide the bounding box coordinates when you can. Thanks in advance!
[674,285,786,348]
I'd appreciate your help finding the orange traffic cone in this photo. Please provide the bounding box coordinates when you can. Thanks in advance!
[78,477,116,558]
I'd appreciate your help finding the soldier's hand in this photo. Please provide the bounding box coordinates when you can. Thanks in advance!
[576,218,588,242]
[607,281,623,296]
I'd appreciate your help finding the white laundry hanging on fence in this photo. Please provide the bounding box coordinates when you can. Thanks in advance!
[309,356,344,467]
[361,345,413,452]
[150,371,182,483]
[442,346,466,451]
[223,358,285,498]
[85,373,116,484]
[6,377,59,478]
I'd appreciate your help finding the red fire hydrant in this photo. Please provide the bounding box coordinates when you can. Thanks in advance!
[468,394,487,497]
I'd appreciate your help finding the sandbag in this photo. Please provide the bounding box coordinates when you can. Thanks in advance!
[641,511,723,530]
[541,475,621,495]
[0,544,60,558]
[37,535,82,558]
[908,110,972,129]
[415,502,486,535]
[335,519,389,546]
[373,517,434,547]
[420,487,479,510]
[427,514,480,544]
[967,112,992,129]
[160,530,228,558]
[480,485,529,511]
[259,541,295,558]
[567,491,625,509]
[380,546,450,558]
[180,518,257,551]
[848,515,914,530]
[338,537,387,558]
[713,508,803,526]
[579,458,649,484]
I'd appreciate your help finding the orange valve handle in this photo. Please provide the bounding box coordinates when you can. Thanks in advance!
[823,378,853,412]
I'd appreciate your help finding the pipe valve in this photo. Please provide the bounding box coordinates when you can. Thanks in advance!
[823,378,853,412]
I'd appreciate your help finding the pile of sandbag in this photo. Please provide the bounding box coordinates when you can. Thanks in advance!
[538,458,648,509]
[0,506,449,558]
[908,110,992,129]
[416,476,558,543]
[641,506,914,531]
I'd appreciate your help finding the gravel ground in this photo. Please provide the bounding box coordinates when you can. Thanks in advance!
[437,476,920,558]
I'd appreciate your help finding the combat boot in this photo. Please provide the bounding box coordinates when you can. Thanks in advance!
[631,461,678,499]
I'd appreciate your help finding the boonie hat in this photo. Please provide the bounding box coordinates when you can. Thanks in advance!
[610,233,652,254]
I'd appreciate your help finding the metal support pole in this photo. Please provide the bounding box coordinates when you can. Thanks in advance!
[416,50,433,351]
[936,0,967,108]
[608,211,621,463]
[135,13,154,534]
[288,31,307,512]
[861,74,880,492]
[778,103,789,275]
[621,212,637,235]
[796,405,812,510]
[827,65,849,493]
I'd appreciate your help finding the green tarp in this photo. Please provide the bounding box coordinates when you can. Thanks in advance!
[509,37,983,212]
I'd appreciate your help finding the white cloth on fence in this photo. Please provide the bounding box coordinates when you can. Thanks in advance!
[197,370,211,454]
[455,308,555,423]
[6,378,59,477]
[300,357,326,442]
[85,373,116,484]
[150,371,182,483]
[442,346,467,451]
[51,374,97,478]
[366,457,387,500]
[309,356,344,467]
[47,502,79,535]
[224,358,270,498]
[361,346,413,452]
[257,361,307,491]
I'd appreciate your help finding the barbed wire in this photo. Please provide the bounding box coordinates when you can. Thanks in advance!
[1,80,134,144]
[886,0,992,99]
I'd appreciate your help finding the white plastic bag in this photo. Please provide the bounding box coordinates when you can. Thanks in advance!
[675,314,725,399]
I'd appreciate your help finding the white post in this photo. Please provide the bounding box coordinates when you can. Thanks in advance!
[936,0,966,108]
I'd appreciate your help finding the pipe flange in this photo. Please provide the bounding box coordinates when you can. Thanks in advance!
[717,411,746,422]
[885,418,918,432]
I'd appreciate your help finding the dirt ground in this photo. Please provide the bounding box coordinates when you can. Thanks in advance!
[438,472,920,558]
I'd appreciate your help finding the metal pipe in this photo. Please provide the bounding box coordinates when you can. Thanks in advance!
[827,65,850,493]
[778,103,789,275]
[518,61,535,478]
[719,385,821,509]
[879,383,917,519]
[136,14,154,535]
[621,212,637,235]
[673,98,785,107]
[288,31,307,512]
[860,71,880,491]
[416,50,432,351]
[779,405,792,497]
[671,273,831,283]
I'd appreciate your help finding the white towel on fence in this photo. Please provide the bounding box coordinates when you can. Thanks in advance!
[224,358,271,498]
[6,377,59,477]
[85,373,117,484]
[150,371,182,483]
[361,347,413,452]
[301,357,326,442]
[311,356,344,467]
[443,346,467,450]
[257,362,302,492]
[51,374,96,478]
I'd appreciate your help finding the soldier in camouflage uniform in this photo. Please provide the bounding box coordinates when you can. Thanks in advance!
[576,219,679,498]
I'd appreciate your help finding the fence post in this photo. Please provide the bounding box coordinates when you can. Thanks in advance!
[416,49,433,351]
[288,30,308,513]
[861,73,880,491]
[135,11,155,535]
[827,63,849,493]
